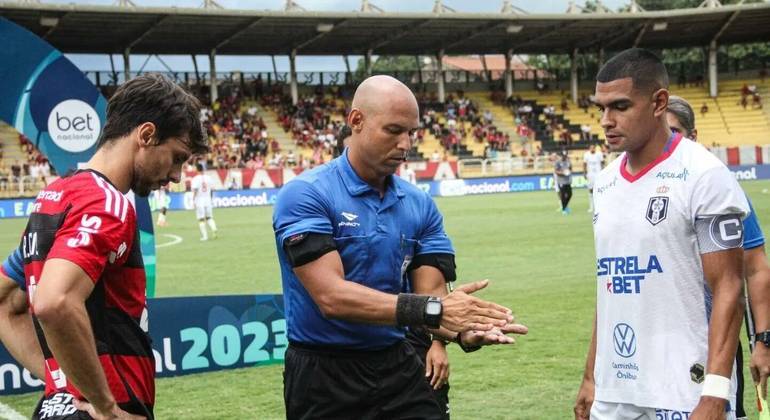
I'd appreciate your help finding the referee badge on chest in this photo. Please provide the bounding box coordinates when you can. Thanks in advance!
[646,196,669,226]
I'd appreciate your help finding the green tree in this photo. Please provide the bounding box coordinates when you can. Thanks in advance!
[353,55,419,79]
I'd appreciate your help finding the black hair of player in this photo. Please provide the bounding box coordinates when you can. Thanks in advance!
[596,48,669,94]
[336,125,352,156]
[97,73,209,155]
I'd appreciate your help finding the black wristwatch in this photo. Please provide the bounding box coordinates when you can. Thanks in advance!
[424,297,442,329]
[755,331,770,347]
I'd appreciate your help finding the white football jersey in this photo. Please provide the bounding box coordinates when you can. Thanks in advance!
[591,135,748,412]
[583,151,604,176]
[190,174,213,208]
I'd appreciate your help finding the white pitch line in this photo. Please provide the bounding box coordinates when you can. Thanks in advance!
[0,401,26,420]
[156,234,183,249]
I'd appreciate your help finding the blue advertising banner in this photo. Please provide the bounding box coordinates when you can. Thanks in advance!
[0,17,158,294]
[7,164,769,217]
[0,294,286,395]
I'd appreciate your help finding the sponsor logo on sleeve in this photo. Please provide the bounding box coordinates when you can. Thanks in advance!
[66,214,102,248]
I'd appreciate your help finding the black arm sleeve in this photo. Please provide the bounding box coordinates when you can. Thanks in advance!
[408,253,456,283]
[283,232,337,267]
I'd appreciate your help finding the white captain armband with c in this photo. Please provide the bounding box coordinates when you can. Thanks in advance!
[283,232,337,267]
[694,213,744,254]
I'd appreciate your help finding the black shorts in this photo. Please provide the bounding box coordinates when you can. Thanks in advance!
[284,340,443,420]
[405,329,450,419]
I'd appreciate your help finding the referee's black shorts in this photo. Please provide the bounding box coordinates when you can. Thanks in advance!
[284,340,443,420]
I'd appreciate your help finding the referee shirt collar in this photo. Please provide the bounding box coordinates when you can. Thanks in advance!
[339,149,405,200]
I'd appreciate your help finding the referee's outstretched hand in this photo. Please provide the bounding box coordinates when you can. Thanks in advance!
[459,323,529,347]
[441,280,514,333]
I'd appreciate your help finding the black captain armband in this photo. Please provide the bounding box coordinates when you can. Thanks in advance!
[408,253,457,283]
[283,232,337,267]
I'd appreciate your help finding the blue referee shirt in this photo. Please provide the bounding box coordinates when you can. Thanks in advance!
[744,198,765,250]
[1,248,25,290]
[273,150,454,350]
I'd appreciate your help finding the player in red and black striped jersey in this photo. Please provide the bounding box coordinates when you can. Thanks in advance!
[12,73,208,420]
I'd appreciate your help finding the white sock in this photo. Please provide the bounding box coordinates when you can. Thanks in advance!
[588,192,594,211]
[199,221,208,240]
[157,213,166,224]
[207,218,218,232]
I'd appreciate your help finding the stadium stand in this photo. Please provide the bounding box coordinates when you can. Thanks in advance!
[0,122,54,197]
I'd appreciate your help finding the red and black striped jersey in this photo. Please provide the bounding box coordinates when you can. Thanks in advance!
[20,169,154,417]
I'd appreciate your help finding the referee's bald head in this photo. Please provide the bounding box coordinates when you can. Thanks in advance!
[351,75,418,118]
[597,48,669,94]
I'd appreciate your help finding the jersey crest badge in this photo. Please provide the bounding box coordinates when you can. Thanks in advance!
[646,196,669,226]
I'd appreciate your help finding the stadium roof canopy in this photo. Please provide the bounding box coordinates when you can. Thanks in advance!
[2,2,770,56]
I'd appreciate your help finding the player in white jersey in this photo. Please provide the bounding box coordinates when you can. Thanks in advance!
[400,163,417,185]
[574,48,749,420]
[154,185,169,226]
[667,95,770,420]
[583,144,604,213]
[190,163,218,241]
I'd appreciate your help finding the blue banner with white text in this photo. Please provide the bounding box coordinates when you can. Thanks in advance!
[0,294,286,395]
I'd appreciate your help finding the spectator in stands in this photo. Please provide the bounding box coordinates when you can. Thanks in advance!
[10,160,21,184]
[269,152,283,168]
[580,124,592,142]
[560,97,569,111]
[578,94,590,113]
[741,94,749,110]
[0,161,8,192]
[742,83,752,98]
[431,150,441,162]
[286,150,297,167]
[753,92,763,110]
[483,109,493,125]
[700,102,709,116]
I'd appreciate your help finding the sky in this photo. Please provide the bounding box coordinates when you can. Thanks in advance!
[32,0,630,72]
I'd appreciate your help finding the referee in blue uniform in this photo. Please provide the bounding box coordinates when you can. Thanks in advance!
[273,75,527,419]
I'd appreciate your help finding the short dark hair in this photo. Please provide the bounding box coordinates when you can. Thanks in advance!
[667,96,696,137]
[98,73,208,154]
[337,125,352,154]
[596,48,669,93]
[338,125,352,142]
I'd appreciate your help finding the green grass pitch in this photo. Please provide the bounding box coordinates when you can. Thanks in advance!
[1,181,768,419]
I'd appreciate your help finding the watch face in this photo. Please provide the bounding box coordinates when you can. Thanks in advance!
[426,301,442,316]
